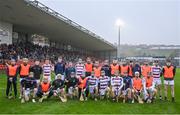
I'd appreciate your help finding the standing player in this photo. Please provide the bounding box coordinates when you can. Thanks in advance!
[6,59,18,99]
[128,60,134,78]
[110,59,119,76]
[19,58,31,99]
[132,72,143,104]
[120,60,129,76]
[42,58,53,81]
[111,70,123,102]
[122,71,132,103]
[85,57,93,77]
[162,60,176,102]
[65,62,76,80]
[133,61,141,76]
[101,60,111,78]
[75,58,85,78]
[21,72,37,103]
[87,71,98,101]
[30,59,42,85]
[143,72,157,103]
[54,56,65,80]
[93,61,101,78]
[50,74,67,102]
[65,72,79,99]
[151,60,162,100]
[98,70,110,100]
[141,61,151,78]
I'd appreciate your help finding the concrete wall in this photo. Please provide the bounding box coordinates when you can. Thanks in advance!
[0,21,12,44]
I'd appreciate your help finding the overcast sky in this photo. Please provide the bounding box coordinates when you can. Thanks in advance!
[38,0,179,45]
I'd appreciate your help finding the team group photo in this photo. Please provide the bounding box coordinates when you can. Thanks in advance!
[0,0,179,114]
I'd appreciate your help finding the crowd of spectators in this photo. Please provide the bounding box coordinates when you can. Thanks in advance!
[0,42,98,64]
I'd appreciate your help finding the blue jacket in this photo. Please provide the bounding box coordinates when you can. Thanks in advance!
[54,62,65,75]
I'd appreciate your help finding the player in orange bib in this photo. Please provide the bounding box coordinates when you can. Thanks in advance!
[141,61,151,78]
[132,71,143,103]
[93,61,101,78]
[110,59,119,76]
[85,57,93,77]
[143,72,157,103]
[162,59,176,102]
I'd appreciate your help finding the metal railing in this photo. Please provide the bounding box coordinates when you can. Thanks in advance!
[24,0,116,49]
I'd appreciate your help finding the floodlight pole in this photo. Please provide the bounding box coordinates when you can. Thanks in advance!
[117,26,121,59]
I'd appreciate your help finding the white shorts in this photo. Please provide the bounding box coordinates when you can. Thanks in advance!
[68,87,77,95]
[24,88,33,97]
[122,88,131,96]
[164,80,174,86]
[153,78,162,85]
[89,86,97,94]
[99,87,109,96]
[112,87,121,96]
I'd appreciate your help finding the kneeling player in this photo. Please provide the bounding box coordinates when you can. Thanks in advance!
[132,72,143,104]
[65,72,79,99]
[78,73,88,101]
[36,76,51,102]
[87,71,98,101]
[50,74,67,102]
[21,72,37,103]
[122,71,132,103]
[111,70,123,102]
[144,72,157,103]
[99,70,110,100]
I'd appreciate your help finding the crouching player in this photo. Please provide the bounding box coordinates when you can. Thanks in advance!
[87,71,98,101]
[111,70,123,102]
[50,74,67,102]
[98,70,110,100]
[122,71,132,103]
[144,72,157,103]
[78,73,88,101]
[21,72,37,103]
[65,72,79,99]
[132,72,143,104]
[36,76,51,102]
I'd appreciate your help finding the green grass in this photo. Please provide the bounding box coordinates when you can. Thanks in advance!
[0,69,180,114]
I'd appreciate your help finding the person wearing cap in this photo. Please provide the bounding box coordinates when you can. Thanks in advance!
[36,76,51,102]
[30,59,42,85]
[6,59,18,99]
[19,58,31,99]
[162,59,176,102]
[151,60,162,100]
[21,72,37,103]
[132,71,143,104]
[50,74,67,102]
[65,72,79,99]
